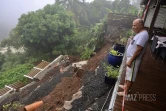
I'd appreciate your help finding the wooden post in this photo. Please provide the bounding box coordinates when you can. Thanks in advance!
[143,0,152,24]
[148,0,161,36]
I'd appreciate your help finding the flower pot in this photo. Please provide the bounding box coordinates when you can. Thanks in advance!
[104,74,117,85]
[113,44,125,54]
[24,101,43,111]
[108,52,123,68]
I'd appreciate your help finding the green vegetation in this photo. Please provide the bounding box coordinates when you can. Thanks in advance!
[0,53,5,70]
[0,63,33,88]
[1,0,138,57]
[0,52,35,89]
[7,5,76,58]
[110,49,123,56]
[55,0,138,26]
[115,29,133,45]
[3,101,22,111]
[81,47,94,60]
[103,63,119,79]
[126,29,134,37]
[1,52,29,71]
[0,0,138,89]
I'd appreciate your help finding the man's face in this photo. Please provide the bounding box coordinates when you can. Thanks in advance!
[132,20,142,33]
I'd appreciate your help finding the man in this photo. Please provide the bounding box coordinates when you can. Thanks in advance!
[118,18,149,96]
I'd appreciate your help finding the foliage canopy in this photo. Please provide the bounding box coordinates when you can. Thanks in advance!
[9,5,76,57]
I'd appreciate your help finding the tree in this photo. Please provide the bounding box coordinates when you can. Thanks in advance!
[119,0,130,14]
[55,0,89,26]
[9,5,76,57]
[0,53,5,71]
[110,0,138,15]
[130,0,141,9]
[1,0,139,58]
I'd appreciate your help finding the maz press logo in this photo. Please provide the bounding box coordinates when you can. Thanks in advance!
[124,92,156,101]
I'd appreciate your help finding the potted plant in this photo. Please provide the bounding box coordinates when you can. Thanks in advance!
[103,63,119,85]
[113,37,126,54]
[108,49,123,68]
[113,43,125,54]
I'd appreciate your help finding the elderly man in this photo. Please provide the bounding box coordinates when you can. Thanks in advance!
[118,18,149,96]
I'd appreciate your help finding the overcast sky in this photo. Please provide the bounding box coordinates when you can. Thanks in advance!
[0,0,95,41]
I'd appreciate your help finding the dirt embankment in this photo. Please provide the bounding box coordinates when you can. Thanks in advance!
[35,41,112,111]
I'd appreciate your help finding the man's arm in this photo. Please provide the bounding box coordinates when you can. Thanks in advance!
[127,45,143,68]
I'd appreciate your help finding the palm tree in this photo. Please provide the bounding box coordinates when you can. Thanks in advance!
[55,0,89,26]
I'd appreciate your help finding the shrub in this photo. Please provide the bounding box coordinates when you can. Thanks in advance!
[3,101,23,111]
[0,63,33,88]
[81,47,94,60]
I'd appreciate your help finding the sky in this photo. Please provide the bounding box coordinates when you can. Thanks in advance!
[0,0,56,40]
[0,0,105,41]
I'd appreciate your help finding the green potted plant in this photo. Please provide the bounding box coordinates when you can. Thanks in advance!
[108,49,123,67]
[113,36,127,54]
[110,50,123,56]
[103,63,119,85]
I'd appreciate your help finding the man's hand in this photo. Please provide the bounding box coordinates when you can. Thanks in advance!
[126,45,143,68]
[126,60,132,68]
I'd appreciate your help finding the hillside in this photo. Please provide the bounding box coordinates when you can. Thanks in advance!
[0,13,136,111]
[0,40,113,111]
[35,42,112,111]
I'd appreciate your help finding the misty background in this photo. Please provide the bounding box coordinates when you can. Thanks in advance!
[0,0,140,41]
[0,0,140,95]
[0,0,55,41]
[0,0,93,41]
[0,0,94,41]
